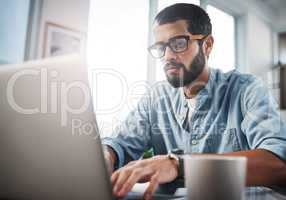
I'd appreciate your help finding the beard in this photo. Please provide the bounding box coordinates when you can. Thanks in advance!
[164,45,206,88]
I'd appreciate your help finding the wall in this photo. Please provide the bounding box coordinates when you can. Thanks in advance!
[245,13,274,78]
[0,60,10,65]
[276,8,286,32]
[207,0,276,75]
[244,13,286,121]
[0,0,30,64]
[36,0,90,59]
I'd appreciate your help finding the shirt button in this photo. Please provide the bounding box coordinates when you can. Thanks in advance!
[191,140,198,145]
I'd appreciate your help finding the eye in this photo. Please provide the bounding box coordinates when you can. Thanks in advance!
[157,44,165,52]
[150,43,163,50]
[149,42,166,58]
[170,38,187,51]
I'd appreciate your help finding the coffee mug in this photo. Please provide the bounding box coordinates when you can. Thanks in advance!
[184,155,247,200]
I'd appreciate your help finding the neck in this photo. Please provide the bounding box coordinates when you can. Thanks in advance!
[183,66,210,99]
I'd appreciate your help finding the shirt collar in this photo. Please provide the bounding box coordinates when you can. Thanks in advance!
[197,67,214,97]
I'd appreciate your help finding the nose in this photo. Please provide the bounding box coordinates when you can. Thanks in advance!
[163,46,177,62]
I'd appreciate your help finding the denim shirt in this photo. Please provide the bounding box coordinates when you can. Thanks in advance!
[102,68,286,168]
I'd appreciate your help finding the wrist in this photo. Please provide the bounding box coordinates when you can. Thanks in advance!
[167,153,180,177]
[167,153,180,176]
[167,149,185,179]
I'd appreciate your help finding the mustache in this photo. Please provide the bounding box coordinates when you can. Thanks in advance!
[164,61,185,71]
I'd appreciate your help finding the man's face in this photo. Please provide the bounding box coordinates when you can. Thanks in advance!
[153,20,206,88]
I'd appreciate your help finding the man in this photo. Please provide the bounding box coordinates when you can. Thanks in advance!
[102,3,286,200]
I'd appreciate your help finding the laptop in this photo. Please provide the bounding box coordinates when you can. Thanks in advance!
[0,55,185,200]
[0,55,115,199]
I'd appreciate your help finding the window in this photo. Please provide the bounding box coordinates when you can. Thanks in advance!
[207,5,236,72]
[87,0,149,135]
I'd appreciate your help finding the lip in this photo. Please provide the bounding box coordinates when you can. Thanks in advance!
[166,67,180,74]
[164,64,180,70]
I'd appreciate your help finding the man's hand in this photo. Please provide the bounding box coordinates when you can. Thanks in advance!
[111,155,179,200]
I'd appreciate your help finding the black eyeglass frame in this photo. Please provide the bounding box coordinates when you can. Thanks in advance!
[148,34,208,59]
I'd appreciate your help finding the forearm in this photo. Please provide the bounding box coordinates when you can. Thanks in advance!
[106,146,286,186]
[222,149,286,187]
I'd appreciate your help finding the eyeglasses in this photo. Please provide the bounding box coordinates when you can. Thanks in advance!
[148,34,207,59]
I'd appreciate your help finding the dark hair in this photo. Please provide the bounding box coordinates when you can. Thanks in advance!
[154,3,212,36]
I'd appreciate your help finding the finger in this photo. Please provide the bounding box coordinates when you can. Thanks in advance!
[117,167,152,197]
[112,169,132,195]
[143,173,159,200]
[126,160,136,166]
[111,170,119,185]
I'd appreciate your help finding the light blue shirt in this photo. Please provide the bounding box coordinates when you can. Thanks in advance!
[102,68,286,168]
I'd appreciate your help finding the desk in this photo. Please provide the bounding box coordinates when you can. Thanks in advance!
[244,187,286,200]
[125,182,286,200]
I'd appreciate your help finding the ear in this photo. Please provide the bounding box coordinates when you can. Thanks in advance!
[203,35,214,58]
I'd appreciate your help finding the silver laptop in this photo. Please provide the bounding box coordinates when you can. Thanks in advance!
[0,55,114,199]
[0,55,186,200]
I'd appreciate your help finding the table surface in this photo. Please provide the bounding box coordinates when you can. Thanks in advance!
[125,182,286,200]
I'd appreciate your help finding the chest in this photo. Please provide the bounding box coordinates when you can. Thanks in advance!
[150,90,246,154]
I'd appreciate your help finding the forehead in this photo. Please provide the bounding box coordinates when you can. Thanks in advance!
[153,20,189,42]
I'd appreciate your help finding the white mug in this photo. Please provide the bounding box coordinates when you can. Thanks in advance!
[184,155,247,200]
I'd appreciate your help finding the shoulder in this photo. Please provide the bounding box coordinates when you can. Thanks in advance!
[215,69,276,109]
[211,68,261,90]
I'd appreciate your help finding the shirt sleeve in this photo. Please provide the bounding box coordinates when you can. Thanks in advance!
[241,77,286,160]
[101,91,152,169]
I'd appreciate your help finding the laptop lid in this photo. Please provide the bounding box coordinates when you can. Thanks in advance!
[0,55,113,200]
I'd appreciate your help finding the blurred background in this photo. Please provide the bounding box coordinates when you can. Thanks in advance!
[0,0,285,135]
